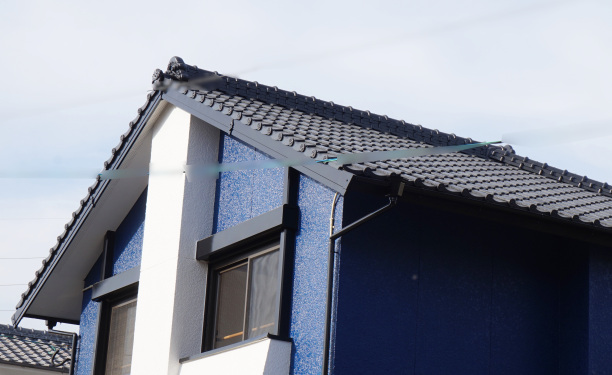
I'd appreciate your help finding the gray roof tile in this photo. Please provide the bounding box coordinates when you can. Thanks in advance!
[148,58,612,232]
[0,324,72,372]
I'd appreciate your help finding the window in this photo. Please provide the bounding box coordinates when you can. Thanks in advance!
[206,242,280,350]
[104,298,137,375]
[92,227,141,375]
[93,285,138,375]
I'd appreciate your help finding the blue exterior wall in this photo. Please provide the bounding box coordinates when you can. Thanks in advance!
[74,255,103,375]
[75,189,147,375]
[290,175,343,374]
[214,134,283,232]
[111,189,147,275]
[213,136,339,373]
[333,192,592,375]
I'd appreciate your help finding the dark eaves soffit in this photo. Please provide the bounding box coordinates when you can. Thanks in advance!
[153,57,612,231]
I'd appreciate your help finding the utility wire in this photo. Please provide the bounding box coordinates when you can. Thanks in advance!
[0,218,67,221]
[236,0,574,76]
[0,0,573,122]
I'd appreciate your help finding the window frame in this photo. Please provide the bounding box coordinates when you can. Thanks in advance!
[93,284,138,375]
[198,167,299,354]
[203,240,282,351]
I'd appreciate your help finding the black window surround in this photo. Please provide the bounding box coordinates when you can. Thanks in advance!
[93,285,138,375]
[91,266,140,302]
[199,204,298,352]
[198,167,300,353]
[205,241,281,350]
[196,204,298,261]
[91,231,140,375]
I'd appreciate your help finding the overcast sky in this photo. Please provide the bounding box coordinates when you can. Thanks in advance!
[1,0,611,331]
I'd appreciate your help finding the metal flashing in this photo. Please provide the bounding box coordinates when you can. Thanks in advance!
[162,90,353,194]
[91,266,140,301]
[196,204,299,261]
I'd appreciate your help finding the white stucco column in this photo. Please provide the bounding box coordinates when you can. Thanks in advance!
[131,105,219,374]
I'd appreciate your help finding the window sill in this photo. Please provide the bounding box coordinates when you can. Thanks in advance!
[179,334,291,375]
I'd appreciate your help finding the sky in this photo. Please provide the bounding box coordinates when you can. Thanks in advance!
[1,0,611,331]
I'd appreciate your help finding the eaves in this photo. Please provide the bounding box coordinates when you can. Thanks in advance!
[162,89,354,194]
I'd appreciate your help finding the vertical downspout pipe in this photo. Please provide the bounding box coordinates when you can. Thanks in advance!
[322,192,400,375]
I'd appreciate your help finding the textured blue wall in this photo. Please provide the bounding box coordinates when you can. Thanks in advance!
[333,193,590,375]
[214,134,283,232]
[75,189,147,374]
[290,175,343,374]
[75,255,102,375]
[112,189,147,275]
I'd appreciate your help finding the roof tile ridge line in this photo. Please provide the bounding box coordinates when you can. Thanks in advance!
[488,147,612,198]
[159,57,504,158]
[12,91,161,325]
[219,73,499,153]
[0,325,71,343]
[161,58,611,198]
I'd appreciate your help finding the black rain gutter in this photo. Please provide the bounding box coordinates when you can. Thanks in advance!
[321,183,404,375]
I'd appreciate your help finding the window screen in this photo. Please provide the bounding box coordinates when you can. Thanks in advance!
[211,243,280,349]
[214,263,248,348]
[105,299,137,375]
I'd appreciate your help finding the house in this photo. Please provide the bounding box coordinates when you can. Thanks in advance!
[0,324,73,374]
[11,56,612,374]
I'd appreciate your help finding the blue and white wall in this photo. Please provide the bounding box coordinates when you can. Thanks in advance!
[75,189,147,375]
[210,133,344,374]
[73,104,343,375]
[72,104,612,375]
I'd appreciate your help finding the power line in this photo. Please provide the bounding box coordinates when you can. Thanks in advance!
[0,218,67,221]
[0,0,573,122]
[234,0,574,76]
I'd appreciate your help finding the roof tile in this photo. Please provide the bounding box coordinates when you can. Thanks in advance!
[0,324,72,372]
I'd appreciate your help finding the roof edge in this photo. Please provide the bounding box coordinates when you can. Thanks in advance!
[12,92,162,327]
[153,56,612,199]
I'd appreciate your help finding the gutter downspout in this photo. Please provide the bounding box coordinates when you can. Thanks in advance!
[322,183,403,375]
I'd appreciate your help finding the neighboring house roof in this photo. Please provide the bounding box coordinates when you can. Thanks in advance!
[13,56,612,325]
[0,324,72,373]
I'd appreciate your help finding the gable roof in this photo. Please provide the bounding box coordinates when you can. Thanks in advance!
[155,57,612,227]
[0,324,72,372]
[13,56,612,326]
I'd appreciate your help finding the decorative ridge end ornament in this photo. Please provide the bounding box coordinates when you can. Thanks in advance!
[166,56,190,81]
[152,56,224,92]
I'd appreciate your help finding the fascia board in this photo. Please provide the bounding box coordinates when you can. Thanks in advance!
[12,93,163,327]
[162,89,354,194]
